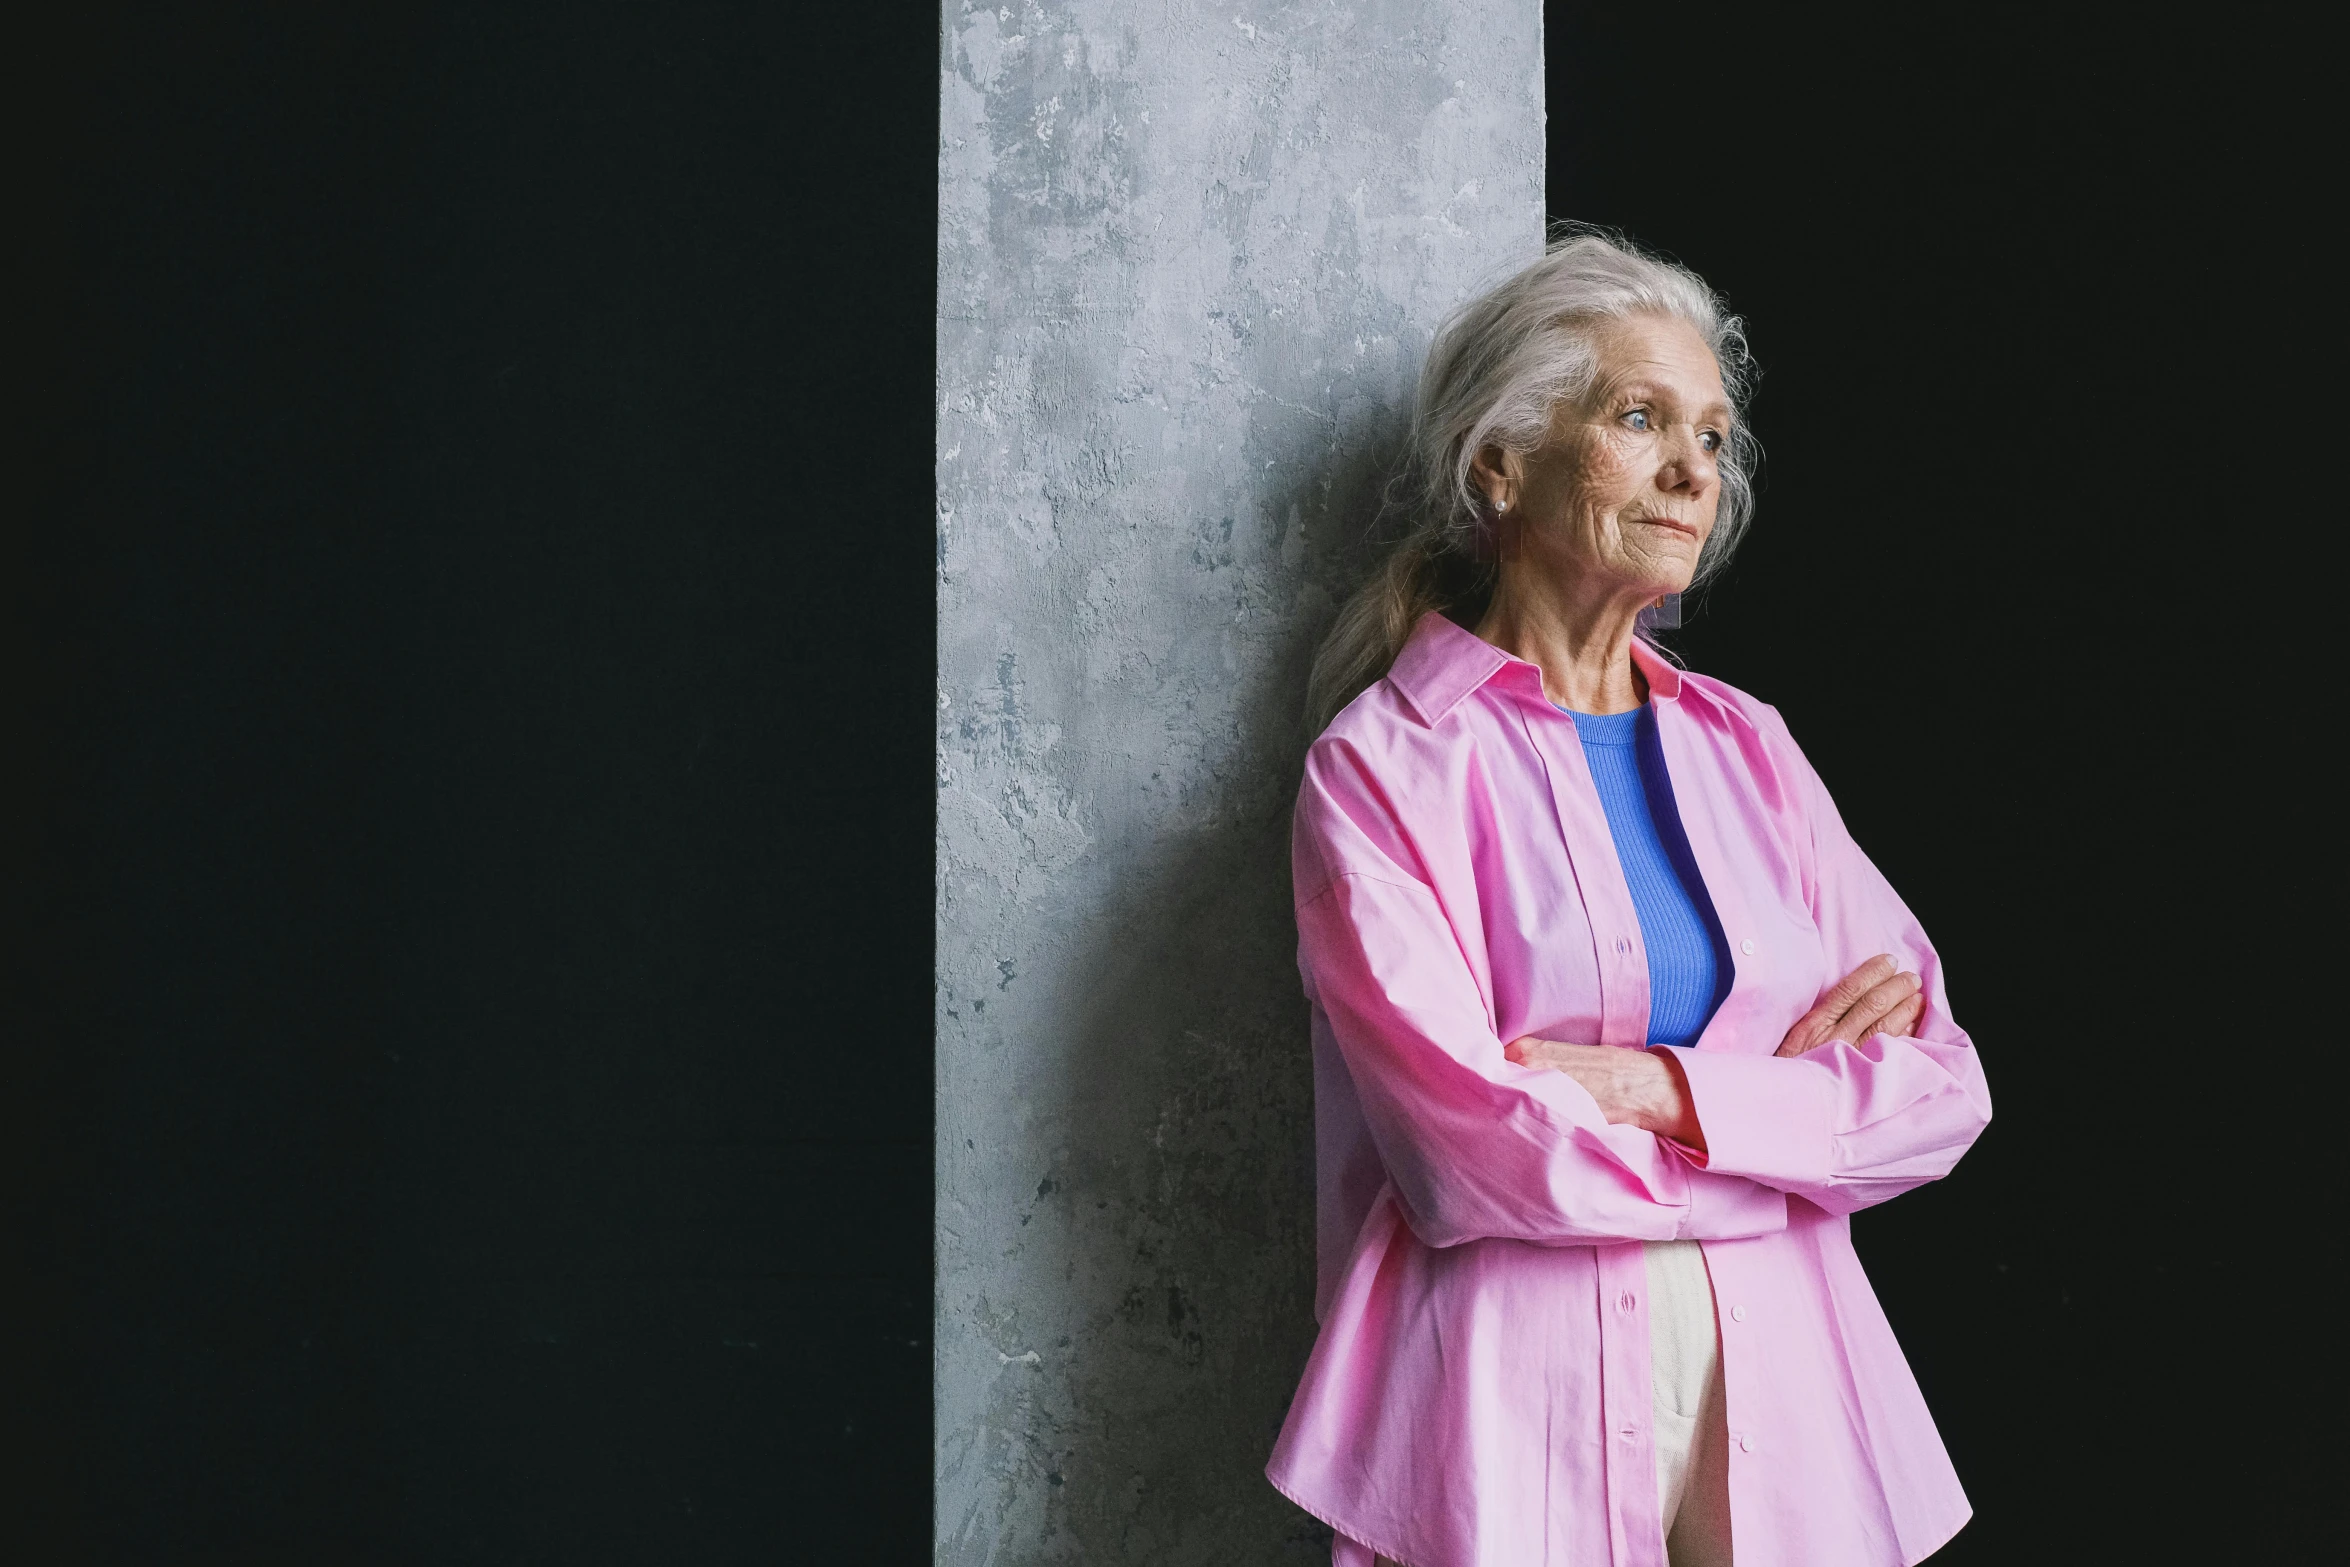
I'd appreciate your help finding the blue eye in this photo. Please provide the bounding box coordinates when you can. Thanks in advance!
[1698,430,1722,453]
[1624,409,1651,431]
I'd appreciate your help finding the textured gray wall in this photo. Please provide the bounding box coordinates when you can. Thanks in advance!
[936,3,1543,1559]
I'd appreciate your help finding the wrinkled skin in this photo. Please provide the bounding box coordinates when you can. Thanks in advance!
[1469,311,1730,715]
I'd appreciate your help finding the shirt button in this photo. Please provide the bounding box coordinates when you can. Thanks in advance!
[1621,1424,1639,1441]
[1739,1434,1756,1453]
[1616,938,1629,954]
[1740,938,1756,956]
[1618,1290,1638,1313]
[1731,1305,1748,1322]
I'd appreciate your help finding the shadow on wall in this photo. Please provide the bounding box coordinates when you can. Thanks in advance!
[999,398,1413,1561]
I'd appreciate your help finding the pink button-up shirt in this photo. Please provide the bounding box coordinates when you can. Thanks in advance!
[1265,613,1991,1567]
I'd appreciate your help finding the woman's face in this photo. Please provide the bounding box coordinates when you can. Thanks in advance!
[1486,313,1733,603]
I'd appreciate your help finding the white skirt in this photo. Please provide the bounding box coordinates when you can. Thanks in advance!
[1643,1238,1734,1567]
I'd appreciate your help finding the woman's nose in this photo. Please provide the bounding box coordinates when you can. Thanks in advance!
[1658,428,1718,494]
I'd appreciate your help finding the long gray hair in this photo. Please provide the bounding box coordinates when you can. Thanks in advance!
[1305,228,1759,733]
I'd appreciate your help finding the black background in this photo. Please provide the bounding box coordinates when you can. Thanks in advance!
[1553,4,2320,1562]
[12,4,934,1560]
[7,2,2317,1562]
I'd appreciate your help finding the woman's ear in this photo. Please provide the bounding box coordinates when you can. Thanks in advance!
[1467,444,1519,515]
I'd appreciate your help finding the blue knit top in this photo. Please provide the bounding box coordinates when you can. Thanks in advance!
[1561,703,1736,1047]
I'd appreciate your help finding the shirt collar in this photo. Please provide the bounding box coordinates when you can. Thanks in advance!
[1630,633,1686,702]
[1386,610,1686,726]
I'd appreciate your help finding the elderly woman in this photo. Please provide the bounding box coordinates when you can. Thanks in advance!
[1264,233,1990,1567]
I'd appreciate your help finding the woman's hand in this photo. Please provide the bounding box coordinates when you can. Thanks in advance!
[1502,1037,1705,1152]
[1775,955,1923,1057]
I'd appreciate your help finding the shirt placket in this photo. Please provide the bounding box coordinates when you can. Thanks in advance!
[1650,698,1762,1550]
[1518,688,1668,1564]
[1649,699,1759,1020]
[1597,1241,1669,1567]
[1519,696,1651,1050]
[1694,1238,1760,1552]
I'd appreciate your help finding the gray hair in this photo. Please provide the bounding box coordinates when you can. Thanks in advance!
[1306,227,1759,733]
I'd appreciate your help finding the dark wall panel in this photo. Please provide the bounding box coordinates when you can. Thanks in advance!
[11,6,935,1559]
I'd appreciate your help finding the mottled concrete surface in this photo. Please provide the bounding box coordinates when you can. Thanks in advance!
[936,3,1542,1559]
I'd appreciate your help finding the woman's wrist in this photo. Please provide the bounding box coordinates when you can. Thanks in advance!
[1642,1046,1705,1152]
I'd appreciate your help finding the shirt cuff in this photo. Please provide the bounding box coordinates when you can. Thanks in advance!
[1676,1167,1790,1240]
[1671,1049,1838,1193]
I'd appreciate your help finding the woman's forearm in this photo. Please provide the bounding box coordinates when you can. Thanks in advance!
[1503,1036,1707,1155]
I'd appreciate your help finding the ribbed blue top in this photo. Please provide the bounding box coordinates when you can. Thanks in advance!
[1561,704,1736,1047]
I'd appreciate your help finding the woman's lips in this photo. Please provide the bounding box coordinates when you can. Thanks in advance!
[1630,515,1697,537]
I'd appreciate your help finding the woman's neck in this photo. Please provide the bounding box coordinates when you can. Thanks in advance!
[1471,568,1651,714]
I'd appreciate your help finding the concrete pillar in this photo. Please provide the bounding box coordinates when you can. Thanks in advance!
[936,2,1543,1558]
